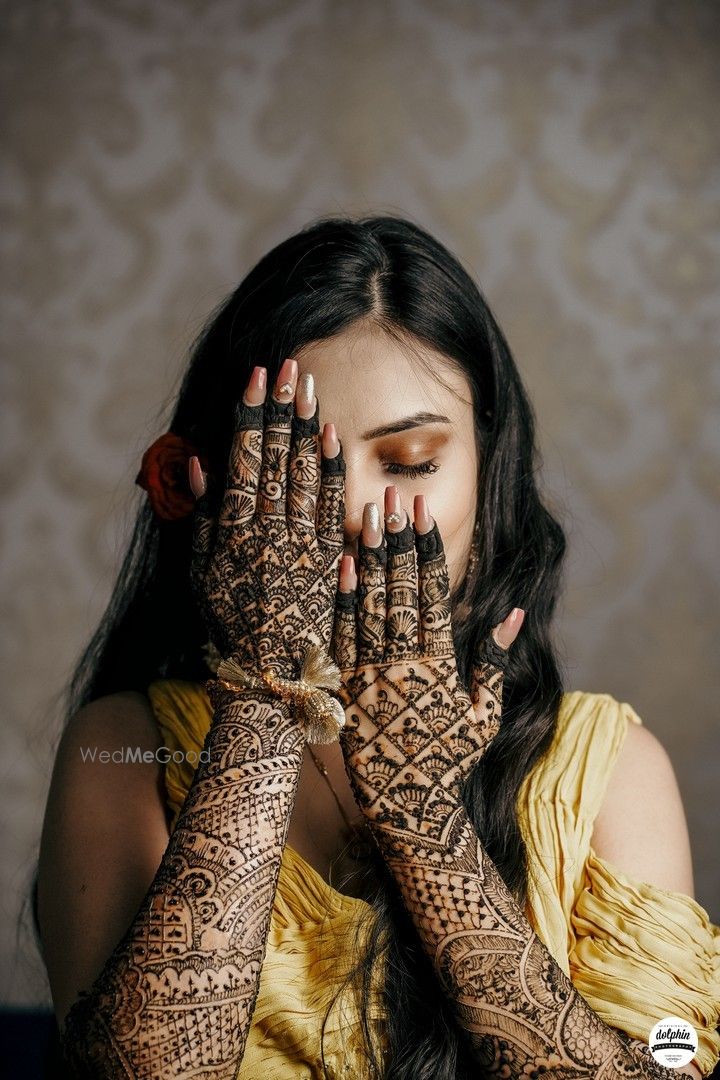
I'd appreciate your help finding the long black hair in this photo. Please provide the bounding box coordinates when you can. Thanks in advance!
[32,213,566,1078]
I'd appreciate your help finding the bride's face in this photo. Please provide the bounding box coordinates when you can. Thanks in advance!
[294,323,478,595]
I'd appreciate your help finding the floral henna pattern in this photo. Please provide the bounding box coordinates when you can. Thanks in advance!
[60,690,305,1078]
[190,393,345,678]
[332,515,685,1078]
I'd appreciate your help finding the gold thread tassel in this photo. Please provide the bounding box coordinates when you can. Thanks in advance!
[214,644,346,745]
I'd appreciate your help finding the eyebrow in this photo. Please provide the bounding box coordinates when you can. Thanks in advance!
[360,411,452,441]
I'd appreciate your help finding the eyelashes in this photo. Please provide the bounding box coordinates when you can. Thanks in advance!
[382,458,440,479]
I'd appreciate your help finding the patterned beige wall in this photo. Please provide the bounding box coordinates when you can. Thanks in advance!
[2,0,718,1007]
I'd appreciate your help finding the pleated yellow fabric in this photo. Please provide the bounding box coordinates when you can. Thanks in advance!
[147,680,720,1078]
[516,691,720,1076]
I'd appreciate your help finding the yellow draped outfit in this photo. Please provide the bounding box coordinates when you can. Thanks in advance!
[147,681,720,1078]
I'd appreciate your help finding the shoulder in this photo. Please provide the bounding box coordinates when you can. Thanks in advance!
[43,689,167,861]
[589,701,695,897]
[556,688,642,736]
[524,690,642,813]
[47,689,165,804]
[46,688,167,844]
[531,690,694,897]
[39,691,170,1025]
[62,688,162,746]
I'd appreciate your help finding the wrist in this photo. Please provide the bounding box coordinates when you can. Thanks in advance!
[205,686,305,764]
[206,679,294,719]
[223,650,300,682]
[367,801,475,875]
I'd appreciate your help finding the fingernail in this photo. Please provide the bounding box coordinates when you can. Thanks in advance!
[364,502,381,544]
[340,554,357,590]
[323,422,339,457]
[298,371,314,401]
[510,607,525,624]
[414,494,432,532]
[384,485,405,530]
[189,456,206,498]
[275,358,296,399]
[296,372,316,419]
[243,366,267,406]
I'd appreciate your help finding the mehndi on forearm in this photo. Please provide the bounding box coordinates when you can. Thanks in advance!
[369,782,685,1079]
[60,690,303,1079]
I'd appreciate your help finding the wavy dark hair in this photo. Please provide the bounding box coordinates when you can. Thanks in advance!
[31,213,566,1078]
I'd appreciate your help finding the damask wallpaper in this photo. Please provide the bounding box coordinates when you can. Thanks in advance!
[1,0,718,1008]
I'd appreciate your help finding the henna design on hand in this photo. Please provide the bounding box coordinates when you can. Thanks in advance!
[190,392,345,678]
[331,513,684,1077]
[60,691,304,1078]
[60,371,348,1076]
[332,515,509,826]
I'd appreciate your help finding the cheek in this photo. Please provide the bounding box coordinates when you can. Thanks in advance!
[445,524,475,594]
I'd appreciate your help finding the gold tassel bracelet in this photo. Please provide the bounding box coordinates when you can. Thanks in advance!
[205,642,346,745]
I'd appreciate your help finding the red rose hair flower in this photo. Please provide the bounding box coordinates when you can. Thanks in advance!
[134,431,208,521]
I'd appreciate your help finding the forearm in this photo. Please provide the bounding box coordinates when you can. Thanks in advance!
[369,790,684,1079]
[60,690,303,1079]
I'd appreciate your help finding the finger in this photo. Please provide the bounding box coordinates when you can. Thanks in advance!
[332,556,358,673]
[468,611,523,712]
[218,367,267,527]
[189,458,216,599]
[288,372,321,532]
[413,496,452,656]
[468,664,503,744]
[384,495,418,661]
[316,424,345,550]
[256,360,297,519]
[468,637,507,728]
[492,607,525,650]
[357,502,386,665]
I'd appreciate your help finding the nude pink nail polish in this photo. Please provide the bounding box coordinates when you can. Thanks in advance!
[188,456,206,498]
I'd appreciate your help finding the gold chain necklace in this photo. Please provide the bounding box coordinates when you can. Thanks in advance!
[305,745,355,833]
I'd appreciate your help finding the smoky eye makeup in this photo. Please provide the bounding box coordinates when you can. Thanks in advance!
[376,429,450,479]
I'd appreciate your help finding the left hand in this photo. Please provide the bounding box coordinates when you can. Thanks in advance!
[331,491,524,833]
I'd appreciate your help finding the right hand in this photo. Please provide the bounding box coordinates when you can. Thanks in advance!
[188,359,346,679]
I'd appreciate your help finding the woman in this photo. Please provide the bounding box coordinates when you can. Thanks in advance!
[36,215,719,1078]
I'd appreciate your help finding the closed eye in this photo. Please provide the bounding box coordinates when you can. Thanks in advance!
[382,459,440,479]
